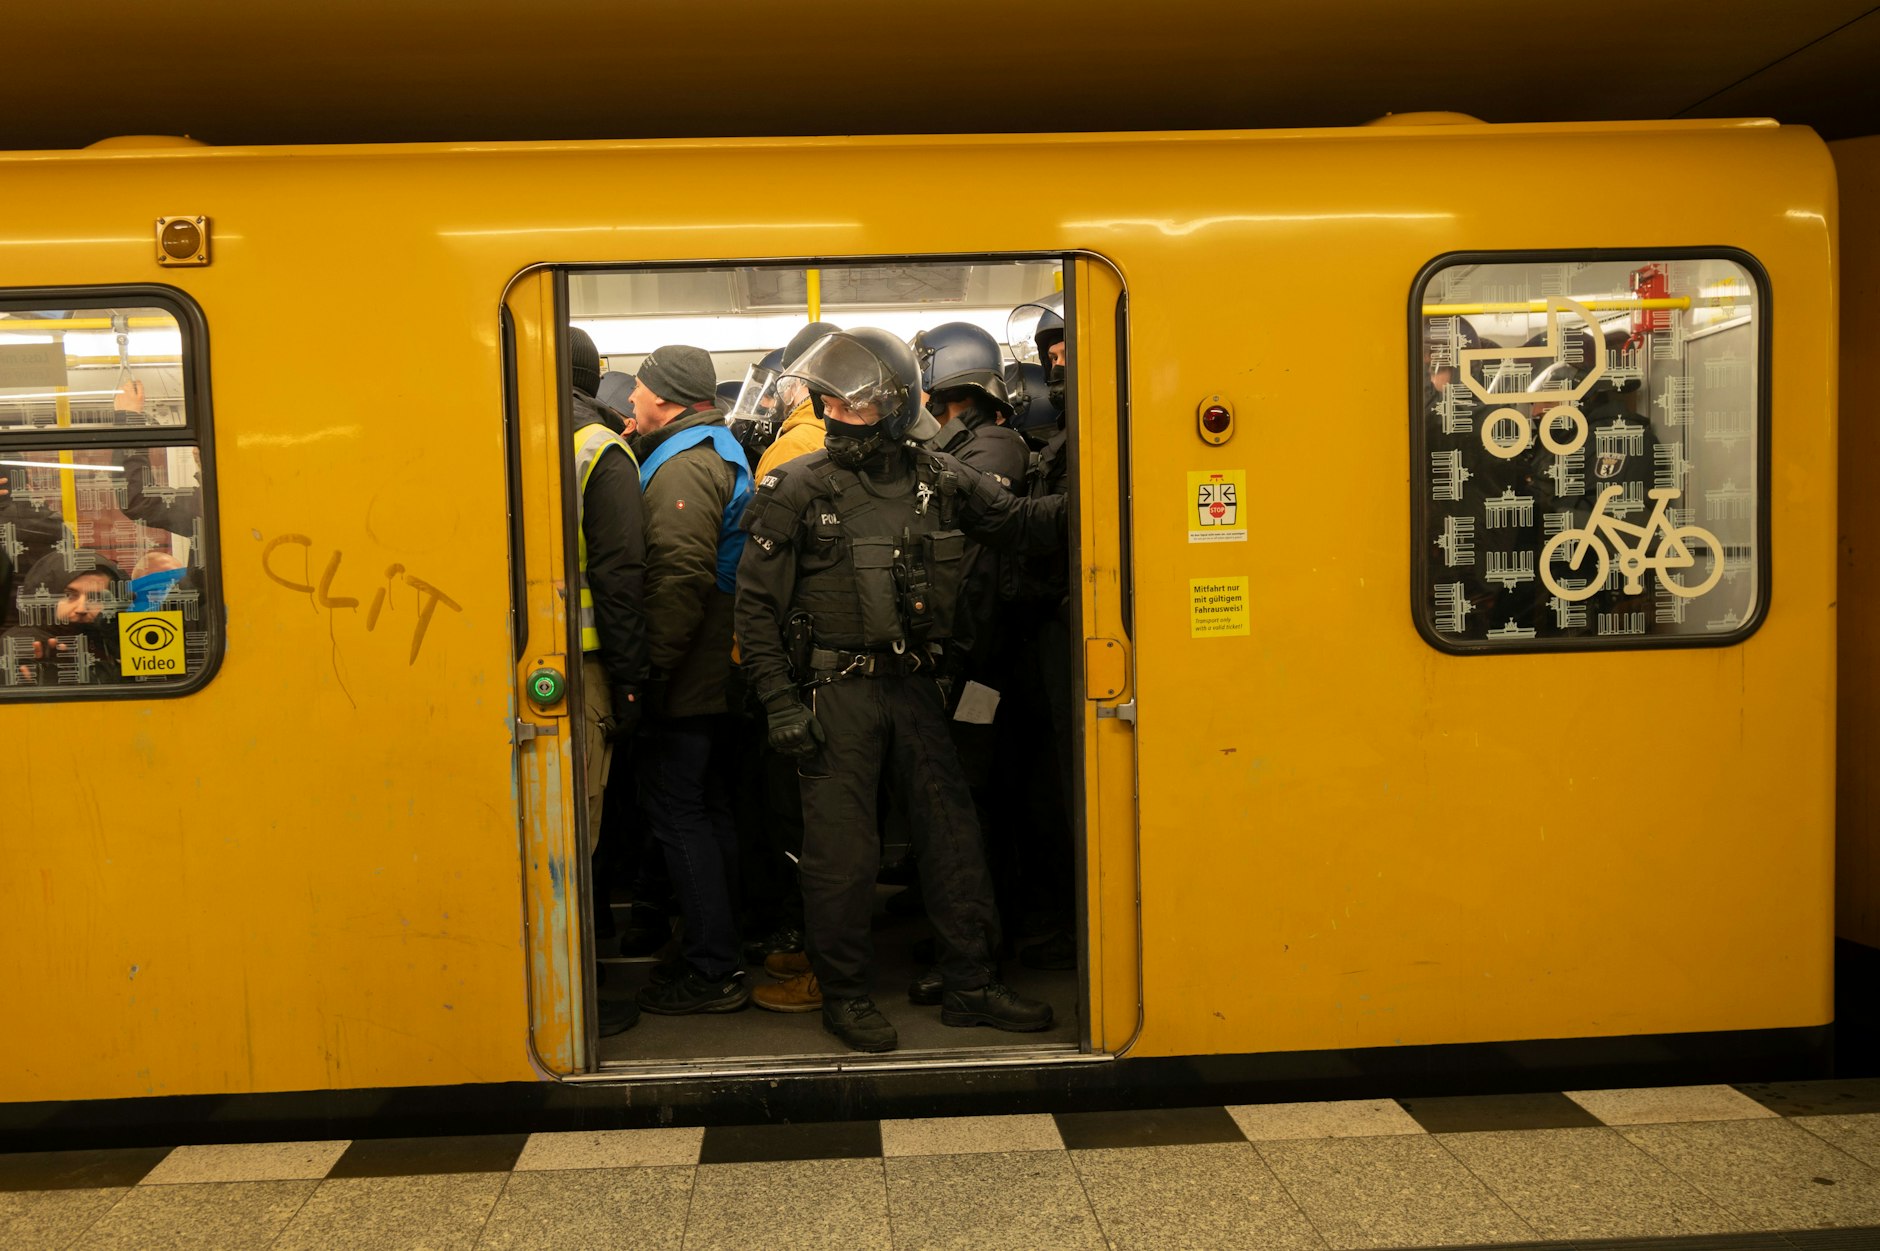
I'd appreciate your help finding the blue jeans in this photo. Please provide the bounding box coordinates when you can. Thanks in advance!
[637,716,740,980]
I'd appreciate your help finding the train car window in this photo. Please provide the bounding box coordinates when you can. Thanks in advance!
[0,306,190,432]
[0,292,219,699]
[1411,253,1768,653]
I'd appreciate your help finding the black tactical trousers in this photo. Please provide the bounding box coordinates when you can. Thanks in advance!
[798,672,1002,1000]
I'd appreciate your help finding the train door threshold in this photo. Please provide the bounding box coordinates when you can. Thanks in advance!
[584,1042,1104,1083]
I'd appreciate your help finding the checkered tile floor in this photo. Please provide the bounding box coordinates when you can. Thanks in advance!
[3,1080,1879,1248]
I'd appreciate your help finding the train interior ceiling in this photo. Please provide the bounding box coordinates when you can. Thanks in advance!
[569,258,1084,1068]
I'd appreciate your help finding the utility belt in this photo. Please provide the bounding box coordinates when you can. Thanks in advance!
[807,644,935,681]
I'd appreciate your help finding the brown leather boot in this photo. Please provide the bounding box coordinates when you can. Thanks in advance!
[764,950,811,979]
[752,971,822,1013]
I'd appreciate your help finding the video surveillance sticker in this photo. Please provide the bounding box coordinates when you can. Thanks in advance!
[119,611,186,676]
[1187,469,1246,543]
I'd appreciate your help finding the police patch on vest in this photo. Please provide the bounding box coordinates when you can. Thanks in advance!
[761,474,779,489]
[1595,451,1626,479]
[751,535,774,552]
[820,513,838,525]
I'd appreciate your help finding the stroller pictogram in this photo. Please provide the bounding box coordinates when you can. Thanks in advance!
[1458,296,1605,462]
[1540,485,1724,602]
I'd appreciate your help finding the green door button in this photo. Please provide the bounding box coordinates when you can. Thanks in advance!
[527,667,565,706]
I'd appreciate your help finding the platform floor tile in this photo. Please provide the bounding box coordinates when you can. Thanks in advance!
[0,1186,130,1251]
[1568,1085,1784,1127]
[1257,1133,1538,1249]
[270,1173,506,1251]
[1619,1118,1880,1231]
[884,1149,1105,1251]
[684,1158,889,1251]
[1072,1141,1326,1251]
[79,1178,316,1251]
[1229,1097,1428,1142]
[1438,1126,1746,1242]
[475,1166,692,1251]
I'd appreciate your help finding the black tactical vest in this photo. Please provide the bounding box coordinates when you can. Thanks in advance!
[793,454,968,650]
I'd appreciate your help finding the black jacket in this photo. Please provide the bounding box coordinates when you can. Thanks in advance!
[734,442,1066,704]
[575,391,649,692]
[932,408,1030,670]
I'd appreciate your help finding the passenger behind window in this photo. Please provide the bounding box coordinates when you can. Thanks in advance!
[4,552,126,686]
[112,381,202,541]
[128,550,188,612]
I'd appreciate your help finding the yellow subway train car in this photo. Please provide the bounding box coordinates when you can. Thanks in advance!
[0,115,1838,1139]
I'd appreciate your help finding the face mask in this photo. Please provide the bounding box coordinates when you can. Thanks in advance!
[129,567,186,612]
[1046,364,1066,415]
[824,418,886,469]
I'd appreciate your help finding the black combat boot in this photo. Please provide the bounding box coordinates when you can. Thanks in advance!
[907,966,943,1006]
[941,981,1054,1032]
[822,995,898,1052]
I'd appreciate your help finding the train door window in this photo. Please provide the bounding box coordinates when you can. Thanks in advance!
[0,292,219,698]
[1410,252,1768,652]
[557,258,1086,1067]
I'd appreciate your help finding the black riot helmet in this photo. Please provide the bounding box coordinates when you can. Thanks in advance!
[728,347,784,421]
[1006,290,1065,365]
[1004,362,1060,443]
[913,321,1013,419]
[727,349,786,458]
[783,321,841,368]
[785,327,922,467]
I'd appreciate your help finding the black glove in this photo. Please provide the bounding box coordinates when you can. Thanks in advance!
[640,674,670,722]
[763,691,824,759]
[606,685,641,743]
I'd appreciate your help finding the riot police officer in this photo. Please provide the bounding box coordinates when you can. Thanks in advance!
[913,322,1030,670]
[1004,290,1077,972]
[734,328,1064,1053]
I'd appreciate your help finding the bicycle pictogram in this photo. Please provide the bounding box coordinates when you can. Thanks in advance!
[1458,296,1605,462]
[1540,485,1724,602]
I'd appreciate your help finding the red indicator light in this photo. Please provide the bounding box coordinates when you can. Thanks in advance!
[1202,405,1231,433]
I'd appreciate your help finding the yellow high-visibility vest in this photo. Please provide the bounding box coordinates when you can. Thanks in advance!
[572,421,637,654]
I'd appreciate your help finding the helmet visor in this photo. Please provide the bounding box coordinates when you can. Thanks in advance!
[783,332,901,423]
[728,364,780,419]
[1006,299,1065,364]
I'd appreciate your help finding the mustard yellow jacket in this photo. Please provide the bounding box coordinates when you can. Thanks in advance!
[754,398,824,481]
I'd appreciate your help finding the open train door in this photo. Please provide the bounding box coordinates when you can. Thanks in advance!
[503,270,594,1075]
[1069,255,1144,1055]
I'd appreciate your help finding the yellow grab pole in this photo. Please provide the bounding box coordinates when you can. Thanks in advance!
[1421,296,1693,316]
[806,268,821,321]
[53,388,78,536]
[0,316,173,333]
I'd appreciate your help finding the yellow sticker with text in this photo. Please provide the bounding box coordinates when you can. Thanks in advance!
[1190,577,1250,637]
[1187,469,1247,543]
[118,611,186,676]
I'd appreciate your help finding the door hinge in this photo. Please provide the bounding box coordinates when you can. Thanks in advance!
[1097,699,1137,725]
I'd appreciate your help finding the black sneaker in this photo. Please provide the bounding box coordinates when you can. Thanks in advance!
[637,968,750,1015]
[1019,930,1078,971]
[907,966,943,1006]
[941,982,1054,1032]
[647,949,687,987]
[822,995,898,1053]
[597,995,641,1036]
[742,926,806,965]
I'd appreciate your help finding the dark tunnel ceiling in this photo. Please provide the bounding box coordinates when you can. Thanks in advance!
[6,2,1878,151]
